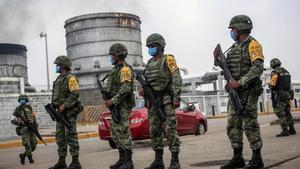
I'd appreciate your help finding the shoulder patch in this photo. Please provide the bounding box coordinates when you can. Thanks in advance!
[166,55,179,73]
[120,66,132,83]
[269,72,278,87]
[248,40,264,62]
[68,76,79,92]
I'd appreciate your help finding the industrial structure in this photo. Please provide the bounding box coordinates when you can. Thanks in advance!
[64,12,145,105]
[0,43,35,93]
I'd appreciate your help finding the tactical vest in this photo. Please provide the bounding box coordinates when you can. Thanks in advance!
[272,67,291,90]
[18,105,35,123]
[226,37,253,80]
[106,63,135,107]
[144,55,171,91]
[52,72,76,106]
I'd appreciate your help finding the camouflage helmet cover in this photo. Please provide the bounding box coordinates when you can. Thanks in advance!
[229,15,253,31]
[18,94,28,102]
[146,33,166,47]
[109,43,128,59]
[270,58,281,68]
[54,55,72,69]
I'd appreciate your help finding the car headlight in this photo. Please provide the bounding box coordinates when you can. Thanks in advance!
[99,120,104,126]
[130,118,144,124]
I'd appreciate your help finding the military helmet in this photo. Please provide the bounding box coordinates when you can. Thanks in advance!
[270,58,281,68]
[146,33,166,47]
[109,43,128,59]
[229,15,253,31]
[54,55,72,69]
[18,94,28,102]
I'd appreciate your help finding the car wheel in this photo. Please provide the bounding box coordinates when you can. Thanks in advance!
[195,122,205,136]
[109,139,117,149]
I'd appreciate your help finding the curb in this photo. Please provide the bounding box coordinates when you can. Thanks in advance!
[0,132,99,149]
[207,111,300,119]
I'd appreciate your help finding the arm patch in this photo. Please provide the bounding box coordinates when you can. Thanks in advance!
[166,55,179,73]
[68,76,79,92]
[248,40,264,62]
[120,66,132,83]
[269,73,278,87]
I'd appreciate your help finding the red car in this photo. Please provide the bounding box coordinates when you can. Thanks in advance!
[98,99,208,149]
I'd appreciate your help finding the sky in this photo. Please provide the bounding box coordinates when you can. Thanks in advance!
[0,0,299,86]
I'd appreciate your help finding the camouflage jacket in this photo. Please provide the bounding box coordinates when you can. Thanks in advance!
[52,72,81,111]
[13,104,36,127]
[106,63,135,108]
[144,54,182,103]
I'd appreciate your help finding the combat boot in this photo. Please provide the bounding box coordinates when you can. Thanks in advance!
[28,155,34,163]
[289,124,296,135]
[110,149,125,169]
[49,156,67,169]
[145,149,165,169]
[19,153,26,165]
[220,148,245,169]
[168,152,180,169]
[119,149,134,169]
[244,149,264,169]
[66,156,81,169]
[276,128,289,137]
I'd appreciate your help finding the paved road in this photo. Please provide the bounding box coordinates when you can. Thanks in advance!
[0,113,299,169]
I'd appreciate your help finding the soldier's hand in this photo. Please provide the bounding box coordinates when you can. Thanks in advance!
[226,80,241,89]
[59,104,65,113]
[213,46,221,60]
[105,100,113,107]
[138,87,144,96]
[173,101,180,109]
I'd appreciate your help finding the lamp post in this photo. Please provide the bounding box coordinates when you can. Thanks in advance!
[40,32,50,92]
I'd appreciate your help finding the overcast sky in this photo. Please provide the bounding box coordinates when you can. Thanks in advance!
[0,0,299,86]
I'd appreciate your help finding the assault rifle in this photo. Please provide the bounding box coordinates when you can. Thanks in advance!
[45,103,75,132]
[214,44,247,115]
[135,72,169,129]
[18,110,47,146]
[95,74,120,124]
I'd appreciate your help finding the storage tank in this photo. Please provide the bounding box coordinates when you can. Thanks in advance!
[65,12,144,105]
[0,43,35,93]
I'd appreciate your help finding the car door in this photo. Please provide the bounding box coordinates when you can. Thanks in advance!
[181,109,197,134]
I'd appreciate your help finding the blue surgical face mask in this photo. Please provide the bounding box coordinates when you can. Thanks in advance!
[230,30,237,41]
[55,65,61,73]
[19,99,26,105]
[148,47,158,56]
[109,55,117,65]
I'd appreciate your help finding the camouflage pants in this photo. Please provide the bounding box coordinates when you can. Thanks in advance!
[148,103,180,152]
[274,100,294,129]
[56,112,79,157]
[21,128,37,157]
[111,105,132,150]
[227,93,263,150]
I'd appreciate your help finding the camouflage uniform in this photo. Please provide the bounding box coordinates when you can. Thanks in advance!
[50,55,82,169]
[144,33,182,169]
[13,95,37,164]
[106,43,135,169]
[215,15,264,169]
[269,58,296,136]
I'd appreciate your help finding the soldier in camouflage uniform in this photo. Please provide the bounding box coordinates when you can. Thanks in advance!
[104,43,135,169]
[269,58,296,137]
[49,55,82,169]
[214,15,264,169]
[12,94,37,165]
[139,33,182,169]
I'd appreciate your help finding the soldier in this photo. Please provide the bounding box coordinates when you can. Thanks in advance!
[139,33,182,169]
[104,43,135,169]
[269,58,296,137]
[214,15,264,169]
[12,94,37,165]
[49,55,82,169]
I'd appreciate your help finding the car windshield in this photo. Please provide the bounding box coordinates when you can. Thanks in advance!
[133,98,145,110]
